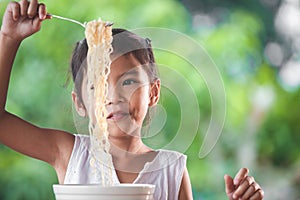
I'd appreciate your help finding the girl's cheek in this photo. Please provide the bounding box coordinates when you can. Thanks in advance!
[121,86,139,101]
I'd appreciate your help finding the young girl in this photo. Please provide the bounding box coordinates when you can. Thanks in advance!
[0,0,264,199]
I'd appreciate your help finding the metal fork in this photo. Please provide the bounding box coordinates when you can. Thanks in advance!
[50,14,86,28]
[50,14,113,28]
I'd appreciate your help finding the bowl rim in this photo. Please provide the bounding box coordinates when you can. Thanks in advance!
[53,183,155,188]
[53,183,156,195]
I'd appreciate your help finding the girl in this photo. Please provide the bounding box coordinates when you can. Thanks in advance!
[0,0,264,199]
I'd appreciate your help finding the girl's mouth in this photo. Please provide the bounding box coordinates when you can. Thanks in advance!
[107,111,128,121]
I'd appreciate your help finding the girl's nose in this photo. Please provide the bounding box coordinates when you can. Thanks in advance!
[106,84,125,105]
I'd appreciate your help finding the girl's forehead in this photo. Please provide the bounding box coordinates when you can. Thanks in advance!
[110,54,144,75]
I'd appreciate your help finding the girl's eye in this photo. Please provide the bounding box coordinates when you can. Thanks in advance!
[123,79,137,86]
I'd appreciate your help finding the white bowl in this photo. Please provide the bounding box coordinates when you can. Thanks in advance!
[53,184,155,200]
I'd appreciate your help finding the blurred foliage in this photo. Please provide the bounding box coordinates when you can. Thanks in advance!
[0,0,299,199]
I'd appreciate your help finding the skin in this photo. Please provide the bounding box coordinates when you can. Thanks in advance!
[225,168,264,200]
[0,1,264,199]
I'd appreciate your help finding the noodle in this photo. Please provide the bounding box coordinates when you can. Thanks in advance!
[85,19,114,185]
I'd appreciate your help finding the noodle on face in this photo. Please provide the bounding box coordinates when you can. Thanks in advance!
[85,19,114,185]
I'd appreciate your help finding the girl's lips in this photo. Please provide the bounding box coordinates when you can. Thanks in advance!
[107,111,128,121]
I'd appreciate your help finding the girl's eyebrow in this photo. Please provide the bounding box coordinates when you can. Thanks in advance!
[123,69,139,76]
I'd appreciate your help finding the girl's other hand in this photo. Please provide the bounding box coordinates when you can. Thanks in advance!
[224,168,264,200]
[1,0,50,42]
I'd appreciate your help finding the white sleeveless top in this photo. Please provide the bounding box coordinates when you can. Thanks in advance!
[64,134,187,200]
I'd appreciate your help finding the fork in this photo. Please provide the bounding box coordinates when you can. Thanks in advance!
[50,14,113,28]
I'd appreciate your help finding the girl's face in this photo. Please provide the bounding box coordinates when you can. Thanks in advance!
[75,54,160,138]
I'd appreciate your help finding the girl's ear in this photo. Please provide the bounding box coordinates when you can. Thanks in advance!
[149,79,161,107]
[72,91,87,117]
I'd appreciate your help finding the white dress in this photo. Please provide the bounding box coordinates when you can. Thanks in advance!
[64,134,187,200]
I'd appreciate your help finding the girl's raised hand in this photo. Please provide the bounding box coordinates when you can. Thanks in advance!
[1,0,50,42]
[224,168,264,200]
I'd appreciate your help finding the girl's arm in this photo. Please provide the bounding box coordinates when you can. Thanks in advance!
[178,167,193,200]
[0,0,74,183]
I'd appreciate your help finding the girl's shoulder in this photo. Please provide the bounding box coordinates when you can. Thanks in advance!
[70,134,91,155]
[156,149,186,160]
[74,134,90,144]
[74,134,90,139]
[143,149,186,172]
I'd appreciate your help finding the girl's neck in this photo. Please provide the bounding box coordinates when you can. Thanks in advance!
[109,135,151,157]
[109,136,157,175]
[108,126,152,155]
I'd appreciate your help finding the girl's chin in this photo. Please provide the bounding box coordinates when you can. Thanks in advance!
[108,124,142,139]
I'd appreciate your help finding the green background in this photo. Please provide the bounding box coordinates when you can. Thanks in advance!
[0,0,299,199]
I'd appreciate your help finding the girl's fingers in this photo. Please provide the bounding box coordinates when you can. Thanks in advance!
[249,188,264,200]
[38,3,46,20]
[233,176,255,199]
[18,0,46,20]
[233,167,249,186]
[10,2,21,21]
[27,0,38,18]
[241,182,259,199]
[19,0,29,17]
[45,13,52,20]
[230,168,264,200]
[224,174,235,195]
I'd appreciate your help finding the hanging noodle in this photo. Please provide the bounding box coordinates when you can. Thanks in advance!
[85,19,114,185]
